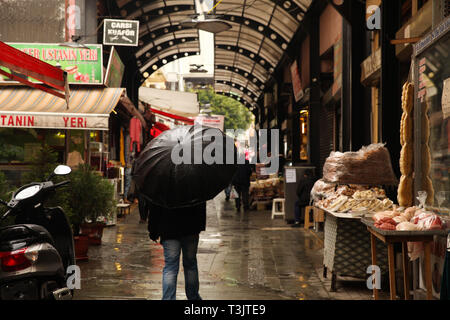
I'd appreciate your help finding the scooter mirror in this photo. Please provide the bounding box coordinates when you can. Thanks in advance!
[54,165,72,176]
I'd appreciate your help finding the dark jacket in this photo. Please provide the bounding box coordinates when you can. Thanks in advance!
[232,161,253,188]
[296,176,315,206]
[147,201,206,242]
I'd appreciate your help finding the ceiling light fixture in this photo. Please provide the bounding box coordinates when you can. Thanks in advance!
[180,14,232,34]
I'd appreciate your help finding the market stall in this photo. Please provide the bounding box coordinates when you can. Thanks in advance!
[362,207,448,300]
[249,166,284,210]
[312,143,398,290]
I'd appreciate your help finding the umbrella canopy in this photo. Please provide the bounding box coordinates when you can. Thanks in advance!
[133,124,238,208]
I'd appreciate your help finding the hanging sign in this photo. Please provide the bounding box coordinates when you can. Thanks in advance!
[104,46,125,87]
[0,43,103,85]
[194,115,225,131]
[290,60,303,102]
[103,19,139,47]
[0,111,109,130]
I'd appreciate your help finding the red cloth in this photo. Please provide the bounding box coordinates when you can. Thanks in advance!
[129,117,142,152]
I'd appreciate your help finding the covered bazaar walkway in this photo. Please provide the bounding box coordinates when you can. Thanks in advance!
[74,192,390,300]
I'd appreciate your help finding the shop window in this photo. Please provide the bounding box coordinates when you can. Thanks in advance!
[416,31,450,211]
[0,128,41,164]
[299,109,309,161]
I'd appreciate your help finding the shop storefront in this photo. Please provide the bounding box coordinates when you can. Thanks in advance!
[0,86,124,184]
[412,15,450,298]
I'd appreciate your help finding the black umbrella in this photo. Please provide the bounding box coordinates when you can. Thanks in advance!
[132,124,238,208]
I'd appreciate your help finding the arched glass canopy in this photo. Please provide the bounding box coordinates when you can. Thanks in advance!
[114,0,313,108]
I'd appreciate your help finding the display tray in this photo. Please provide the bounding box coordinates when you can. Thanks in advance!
[318,207,371,219]
[361,217,449,237]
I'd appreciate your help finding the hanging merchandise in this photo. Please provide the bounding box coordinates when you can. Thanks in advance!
[129,116,142,152]
[398,82,415,207]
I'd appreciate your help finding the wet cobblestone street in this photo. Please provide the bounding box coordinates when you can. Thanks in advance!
[75,193,386,300]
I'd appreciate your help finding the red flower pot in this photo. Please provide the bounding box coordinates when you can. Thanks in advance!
[74,235,89,261]
[80,223,106,245]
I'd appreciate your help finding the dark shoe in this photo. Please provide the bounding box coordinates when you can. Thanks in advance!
[291,223,301,228]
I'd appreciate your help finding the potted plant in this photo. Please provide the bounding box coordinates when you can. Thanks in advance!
[67,164,116,246]
[21,145,89,260]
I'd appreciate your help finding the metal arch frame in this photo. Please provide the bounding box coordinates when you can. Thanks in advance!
[119,0,306,28]
[214,73,261,98]
[138,38,199,69]
[119,2,195,20]
[215,90,255,108]
[215,91,255,109]
[215,80,258,99]
[136,24,199,57]
[214,82,258,107]
[136,36,199,66]
[270,0,309,20]
[214,71,262,97]
[217,15,290,46]
[215,48,272,78]
[124,3,290,50]
[215,65,265,89]
[215,44,277,70]
[139,50,200,82]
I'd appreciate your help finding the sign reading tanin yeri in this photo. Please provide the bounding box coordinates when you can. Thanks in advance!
[103,19,139,47]
[0,43,103,85]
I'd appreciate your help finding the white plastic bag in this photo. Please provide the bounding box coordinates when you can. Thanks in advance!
[230,187,239,199]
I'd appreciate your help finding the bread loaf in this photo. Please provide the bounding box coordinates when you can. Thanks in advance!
[403,113,413,144]
[422,175,434,206]
[400,143,413,176]
[405,83,414,114]
[398,175,414,207]
[421,143,431,175]
[400,112,406,146]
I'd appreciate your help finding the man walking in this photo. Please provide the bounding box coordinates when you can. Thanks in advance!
[292,169,315,227]
[147,201,206,300]
[232,160,253,212]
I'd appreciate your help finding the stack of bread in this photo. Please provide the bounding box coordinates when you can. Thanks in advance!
[322,143,397,186]
[316,189,393,213]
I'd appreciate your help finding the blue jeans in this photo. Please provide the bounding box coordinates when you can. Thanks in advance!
[161,234,202,300]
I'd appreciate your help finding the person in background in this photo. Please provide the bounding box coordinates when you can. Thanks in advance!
[128,157,148,224]
[232,159,253,212]
[224,184,232,201]
[291,169,315,227]
[147,202,206,300]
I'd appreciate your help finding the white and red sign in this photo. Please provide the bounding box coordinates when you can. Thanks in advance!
[0,112,109,130]
[194,115,225,131]
[290,60,303,102]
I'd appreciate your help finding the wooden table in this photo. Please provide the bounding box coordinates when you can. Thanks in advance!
[361,218,448,300]
[321,209,388,292]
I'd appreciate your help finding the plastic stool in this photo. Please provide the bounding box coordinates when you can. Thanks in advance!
[271,198,285,219]
[304,206,315,229]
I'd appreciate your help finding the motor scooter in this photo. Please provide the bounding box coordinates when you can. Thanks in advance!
[0,165,75,300]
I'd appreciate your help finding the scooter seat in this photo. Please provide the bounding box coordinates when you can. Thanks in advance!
[0,224,55,251]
